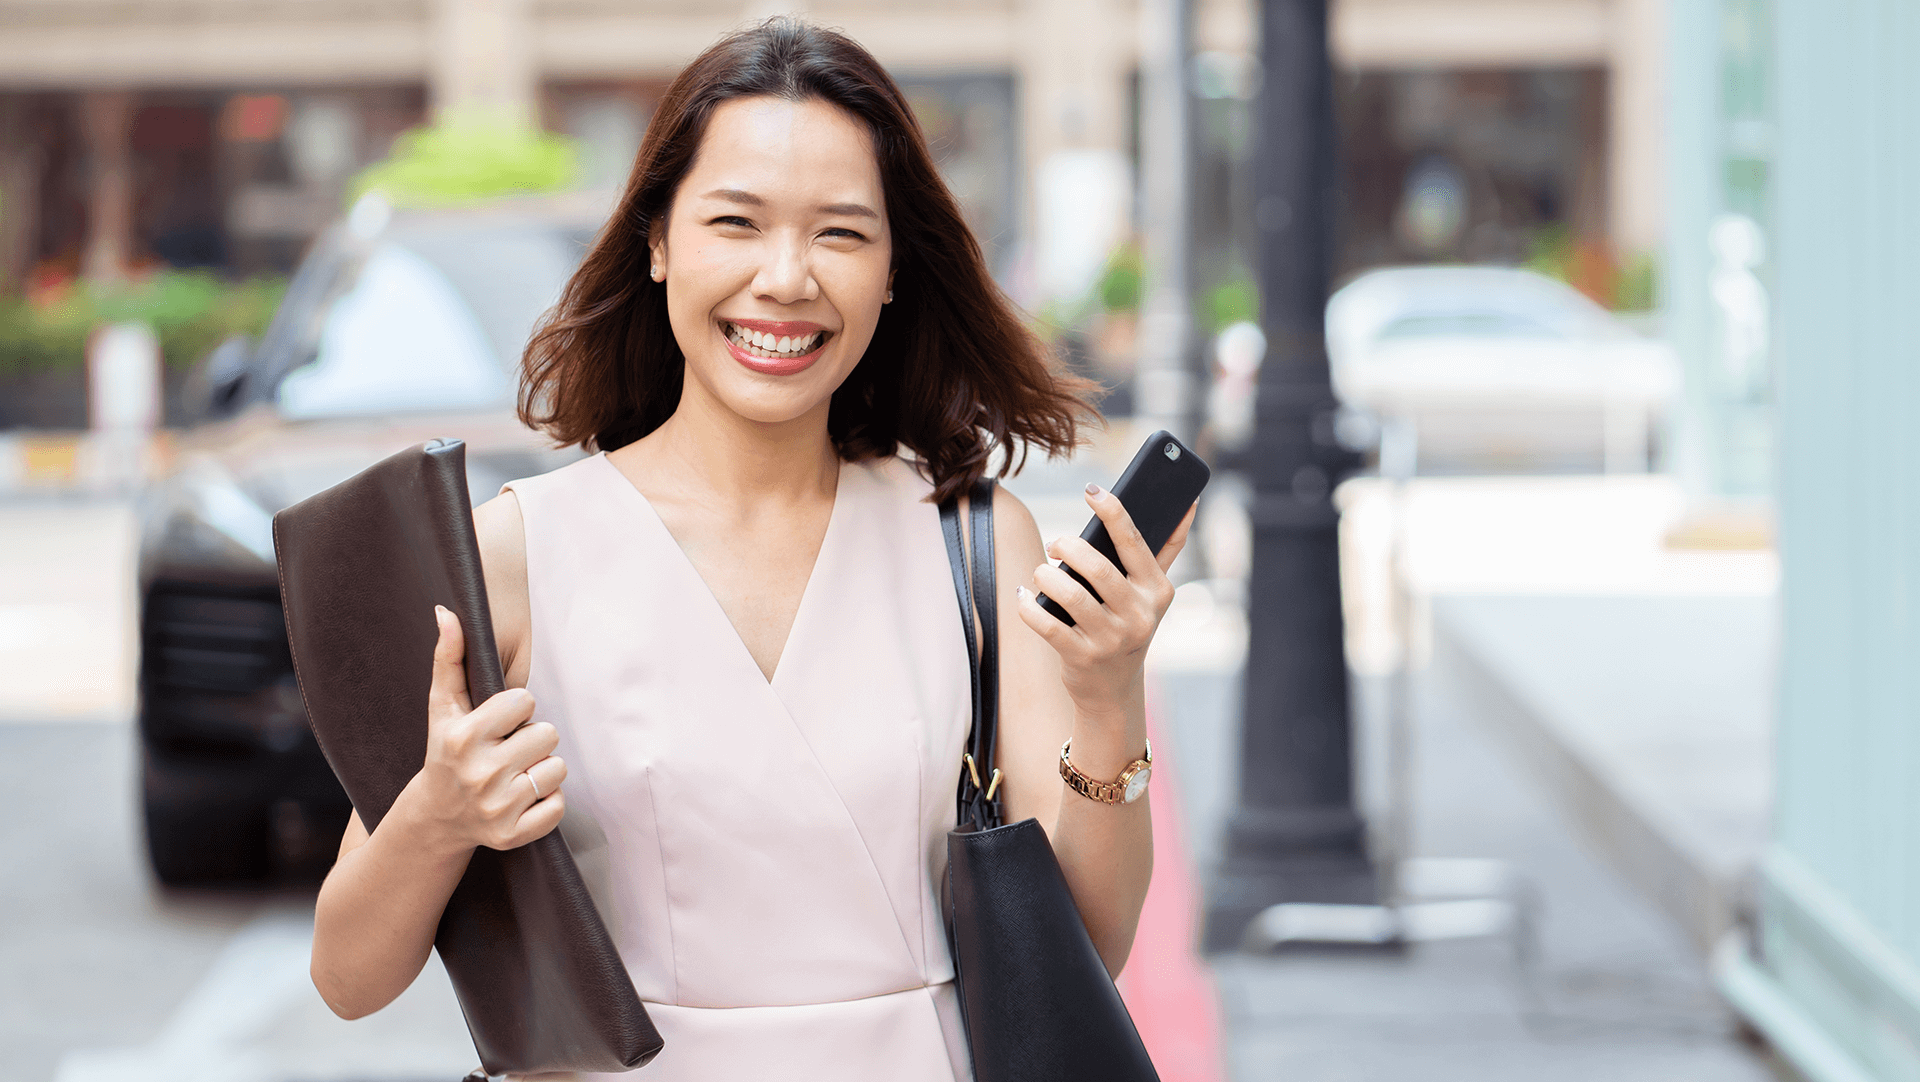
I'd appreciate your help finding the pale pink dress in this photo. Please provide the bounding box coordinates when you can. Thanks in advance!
[502,452,973,1081]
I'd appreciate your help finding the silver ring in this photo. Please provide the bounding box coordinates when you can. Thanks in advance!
[523,771,543,800]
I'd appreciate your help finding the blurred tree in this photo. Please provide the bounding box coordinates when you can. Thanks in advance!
[351,121,578,207]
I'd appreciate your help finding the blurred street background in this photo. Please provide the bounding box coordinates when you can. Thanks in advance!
[3,0,1915,1080]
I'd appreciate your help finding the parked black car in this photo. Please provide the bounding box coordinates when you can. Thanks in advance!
[137,194,595,885]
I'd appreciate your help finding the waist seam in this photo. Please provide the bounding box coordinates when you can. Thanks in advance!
[646,979,954,1012]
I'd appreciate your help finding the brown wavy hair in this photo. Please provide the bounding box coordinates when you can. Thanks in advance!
[520,17,1096,502]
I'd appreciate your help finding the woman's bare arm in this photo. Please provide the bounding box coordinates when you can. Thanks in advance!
[987,484,1193,977]
[309,491,560,1019]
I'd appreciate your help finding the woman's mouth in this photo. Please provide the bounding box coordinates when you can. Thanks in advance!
[722,320,830,376]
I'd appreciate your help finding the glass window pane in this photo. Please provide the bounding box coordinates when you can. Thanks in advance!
[276,243,509,418]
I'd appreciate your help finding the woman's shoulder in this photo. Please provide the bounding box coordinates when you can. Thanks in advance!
[472,452,609,615]
[858,453,1039,526]
[498,450,610,504]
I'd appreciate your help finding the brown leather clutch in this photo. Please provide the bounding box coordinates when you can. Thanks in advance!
[273,438,662,1076]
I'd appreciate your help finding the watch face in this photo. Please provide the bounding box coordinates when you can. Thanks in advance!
[1123,765,1152,804]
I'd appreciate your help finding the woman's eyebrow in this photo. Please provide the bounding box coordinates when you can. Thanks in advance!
[820,202,880,220]
[700,189,878,221]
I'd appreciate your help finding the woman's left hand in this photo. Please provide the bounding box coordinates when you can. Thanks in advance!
[1015,484,1197,722]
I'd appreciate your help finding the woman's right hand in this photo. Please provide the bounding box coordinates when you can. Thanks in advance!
[405,604,566,853]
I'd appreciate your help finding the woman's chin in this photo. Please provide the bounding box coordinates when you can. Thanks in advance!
[708,377,837,428]
[691,357,851,429]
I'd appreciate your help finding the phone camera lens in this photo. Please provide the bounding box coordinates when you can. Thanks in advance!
[1163,442,1180,461]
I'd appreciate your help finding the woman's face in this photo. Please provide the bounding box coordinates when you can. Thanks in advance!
[651,95,893,430]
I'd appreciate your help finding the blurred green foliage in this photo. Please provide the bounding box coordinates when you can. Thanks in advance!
[0,272,285,376]
[352,120,579,207]
[1525,223,1659,312]
[1096,243,1144,313]
[1613,252,1658,312]
[1205,276,1258,332]
[1525,223,1577,284]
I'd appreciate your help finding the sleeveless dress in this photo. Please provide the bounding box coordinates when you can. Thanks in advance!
[502,452,974,1081]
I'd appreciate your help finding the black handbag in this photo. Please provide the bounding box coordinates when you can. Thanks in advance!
[938,478,1161,1082]
[274,439,663,1077]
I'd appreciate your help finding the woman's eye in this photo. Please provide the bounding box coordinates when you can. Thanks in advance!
[712,215,753,228]
[823,228,867,241]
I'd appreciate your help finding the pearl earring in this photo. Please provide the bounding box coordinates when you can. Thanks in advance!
[651,265,664,281]
[885,289,894,303]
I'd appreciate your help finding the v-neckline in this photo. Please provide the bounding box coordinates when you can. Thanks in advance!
[592,451,845,688]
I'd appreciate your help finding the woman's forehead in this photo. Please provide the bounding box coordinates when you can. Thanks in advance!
[684,96,884,210]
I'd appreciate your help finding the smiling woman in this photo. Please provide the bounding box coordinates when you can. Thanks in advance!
[646,95,895,424]
[520,19,1089,499]
[308,18,1192,1082]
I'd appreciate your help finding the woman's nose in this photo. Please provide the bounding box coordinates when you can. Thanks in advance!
[752,239,819,304]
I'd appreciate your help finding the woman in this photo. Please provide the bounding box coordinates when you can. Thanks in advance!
[309,18,1192,1081]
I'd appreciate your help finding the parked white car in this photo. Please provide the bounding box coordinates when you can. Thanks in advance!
[1325,266,1679,473]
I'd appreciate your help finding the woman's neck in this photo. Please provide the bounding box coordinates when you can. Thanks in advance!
[619,376,840,514]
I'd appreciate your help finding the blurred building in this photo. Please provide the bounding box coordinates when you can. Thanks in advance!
[1711,4,1920,1082]
[0,0,1666,312]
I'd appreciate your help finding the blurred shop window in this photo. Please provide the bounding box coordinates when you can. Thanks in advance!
[1336,69,1605,276]
[224,98,363,258]
[132,101,223,269]
[277,243,506,418]
[1396,154,1468,255]
[902,76,1018,279]
[223,88,427,275]
[220,95,288,144]
[564,97,645,189]
[288,99,360,189]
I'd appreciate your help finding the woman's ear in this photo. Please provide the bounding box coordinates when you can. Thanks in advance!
[647,223,667,283]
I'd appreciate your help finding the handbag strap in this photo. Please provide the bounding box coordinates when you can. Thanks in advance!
[939,477,1003,831]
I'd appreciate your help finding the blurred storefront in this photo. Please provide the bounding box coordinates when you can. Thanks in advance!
[0,0,1071,297]
[1176,0,1668,391]
[0,0,1670,305]
[1328,0,1665,292]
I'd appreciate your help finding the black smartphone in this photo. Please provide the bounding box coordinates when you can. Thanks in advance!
[1036,430,1211,627]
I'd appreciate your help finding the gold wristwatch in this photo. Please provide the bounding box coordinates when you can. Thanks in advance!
[1059,737,1153,805]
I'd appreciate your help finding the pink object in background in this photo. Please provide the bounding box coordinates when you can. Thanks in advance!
[1117,689,1227,1082]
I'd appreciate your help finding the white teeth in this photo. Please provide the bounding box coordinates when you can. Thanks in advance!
[726,323,822,356]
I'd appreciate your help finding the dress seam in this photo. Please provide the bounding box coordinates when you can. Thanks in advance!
[644,978,955,1011]
[643,768,681,1003]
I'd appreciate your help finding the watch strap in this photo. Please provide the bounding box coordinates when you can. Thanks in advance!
[1058,737,1151,805]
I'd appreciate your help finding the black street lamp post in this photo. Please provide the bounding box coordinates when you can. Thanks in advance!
[1202,0,1377,952]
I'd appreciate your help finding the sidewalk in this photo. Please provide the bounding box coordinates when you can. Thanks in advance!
[1346,475,1777,953]
[1120,472,1781,1081]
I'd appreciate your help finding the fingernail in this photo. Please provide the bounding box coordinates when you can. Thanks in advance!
[1086,482,1103,496]
[1016,585,1030,600]
[434,604,448,619]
